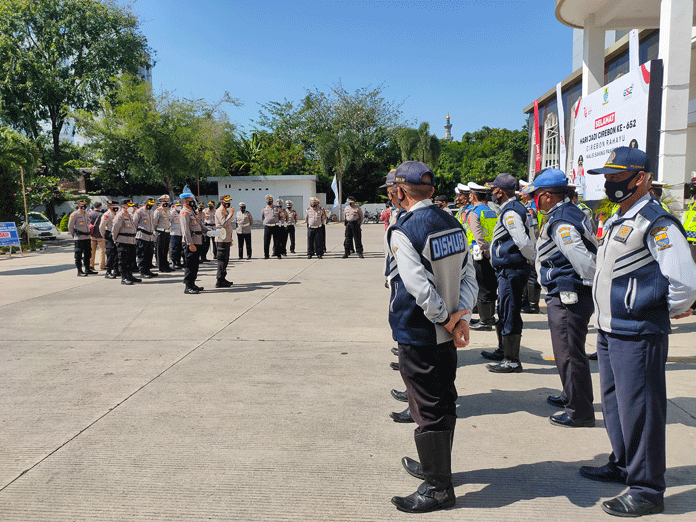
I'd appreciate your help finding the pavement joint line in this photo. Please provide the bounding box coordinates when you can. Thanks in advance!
[0,259,320,494]
[668,398,696,420]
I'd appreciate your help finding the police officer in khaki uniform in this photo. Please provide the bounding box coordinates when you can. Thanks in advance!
[169,201,183,269]
[153,195,172,272]
[180,191,207,294]
[204,200,217,259]
[235,202,253,259]
[306,197,325,258]
[100,200,120,279]
[214,195,235,288]
[68,200,95,276]
[133,198,158,278]
[261,194,282,259]
[343,196,364,258]
[285,201,298,254]
[112,199,141,285]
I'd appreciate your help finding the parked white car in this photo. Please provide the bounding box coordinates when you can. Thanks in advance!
[19,212,60,240]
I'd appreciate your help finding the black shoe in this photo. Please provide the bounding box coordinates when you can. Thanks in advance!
[521,304,540,314]
[487,359,523,373]
[602,493,663,517]
[391,389,408,403]
[104,272,117,279]
[588,352,598,360]
[290,250,295,254]
[140,272,154,279]
[481,347,504,361]
[317,255,322,259]
[390,361,399,371]
[358,253,364,258]
[184,286,200,294]
[193,284,205,292]
[215,280,233,288]
[547,395,567,408]
[549,412,595,428]
[77,270,88,277]
[470,321,494,331]
[579,463,626,484]
[121,278,133,285]
[307,255,313,259]
[247,256,252,259]
[391,347,398,356]
[342,253,349,258]
[390,407,414,423]
[86,268,98,274]
[401,456,425,480]
[276,254,282,259]
[129,275,142,283]
[264,256,269,259]
[392,482,455,513]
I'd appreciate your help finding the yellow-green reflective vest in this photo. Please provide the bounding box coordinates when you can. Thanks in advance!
[683,200,696,244]
[465,204,498,248]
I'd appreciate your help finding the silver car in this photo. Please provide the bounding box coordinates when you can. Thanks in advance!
[20,212,60,240]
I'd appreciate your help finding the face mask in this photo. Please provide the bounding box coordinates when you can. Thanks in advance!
[311,203,317,208]
[604,171,641,203]
[188,201,196,208]
[491,191,501,205]
[79,205,86,210]
[240,206,246,211]
[146,205,152,210]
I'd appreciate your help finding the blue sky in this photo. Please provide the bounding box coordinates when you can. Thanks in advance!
[128,0,573,139]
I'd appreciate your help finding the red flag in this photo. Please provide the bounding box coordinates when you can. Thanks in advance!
[534,100,541,172]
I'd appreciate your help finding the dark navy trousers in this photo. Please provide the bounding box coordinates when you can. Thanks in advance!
[597,330,668,505]
[495,265,530,336]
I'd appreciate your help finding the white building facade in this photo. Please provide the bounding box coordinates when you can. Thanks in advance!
[208,175,319,220]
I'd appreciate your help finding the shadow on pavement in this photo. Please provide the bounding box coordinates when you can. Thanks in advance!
[0,263,75,276]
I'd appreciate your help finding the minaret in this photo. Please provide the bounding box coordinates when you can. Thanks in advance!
[444,113,453,141]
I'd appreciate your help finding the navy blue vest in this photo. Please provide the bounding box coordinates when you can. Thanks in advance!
[387,205,466,346]
[491,200,530,269]
[538,202,597,296]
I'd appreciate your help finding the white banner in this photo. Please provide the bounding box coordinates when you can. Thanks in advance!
[330,176,339,207]
[556,83,567,175]
[572,63,652,200]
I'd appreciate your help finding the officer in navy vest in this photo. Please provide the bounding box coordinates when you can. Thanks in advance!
[529,168,598,428]
[580,147,696,518]
[386,161,477,514]
[481,173,536,373]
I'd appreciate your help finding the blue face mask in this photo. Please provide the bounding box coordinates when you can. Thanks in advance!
[604,171,641,203]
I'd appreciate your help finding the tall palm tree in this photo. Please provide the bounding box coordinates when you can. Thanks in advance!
[397,127,419,163]
[416,122,441,167]
[316,130,362,220]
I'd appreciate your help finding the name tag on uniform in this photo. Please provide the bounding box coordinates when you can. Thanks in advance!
[430,230,466,260]
[613,225,633,243]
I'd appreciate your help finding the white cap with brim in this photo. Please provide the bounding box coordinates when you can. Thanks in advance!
[455,183,469,194]
[467,182,488,192]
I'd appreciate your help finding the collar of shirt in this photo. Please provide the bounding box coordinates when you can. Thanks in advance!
[547,197,570,216]
[606,194,651,228]
[407,199,433,212]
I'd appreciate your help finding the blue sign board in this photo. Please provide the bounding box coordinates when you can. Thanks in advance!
[0,222,21,248]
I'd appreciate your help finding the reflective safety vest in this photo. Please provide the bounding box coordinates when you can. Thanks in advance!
[684,200,696,244]
[465,204,497,248]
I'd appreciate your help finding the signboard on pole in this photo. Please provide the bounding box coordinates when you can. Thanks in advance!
[0,222,21,248]
[571,60,663,201]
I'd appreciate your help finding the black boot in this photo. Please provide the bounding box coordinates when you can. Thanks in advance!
[521,284,541,313]
[481,325,504,360]
[392,431,455,513]
[391,389,408,402]
[390,407,414,423]
[184,283,199,294]
[77,267,88,277]
[401,429,454,481]
[470,301,495,331]
[121,273,133,285]
[128,271,142,283]
[104,271,117,279]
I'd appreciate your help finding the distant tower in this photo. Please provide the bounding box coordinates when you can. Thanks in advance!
[444,113,453,141]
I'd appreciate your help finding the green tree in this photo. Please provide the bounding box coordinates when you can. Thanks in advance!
[0,126,39,223]
[397,122,441,166]
[0,0,151,176]
[316,130,363,217]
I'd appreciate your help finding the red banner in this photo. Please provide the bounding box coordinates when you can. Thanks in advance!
[534,100,541,172]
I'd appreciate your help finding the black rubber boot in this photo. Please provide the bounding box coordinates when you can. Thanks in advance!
[392,431,455,513]
[487,335,523,373]
[481,325,504,360]
[470,301,495,331]
[521,284,541,313]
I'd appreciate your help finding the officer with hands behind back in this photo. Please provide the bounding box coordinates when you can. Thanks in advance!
[579,147,696,517]
[386,161,477,514]
[180,192,207,294]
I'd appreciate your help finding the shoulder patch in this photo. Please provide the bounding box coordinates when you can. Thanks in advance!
[652,228,672,251]
[505,215,516,229]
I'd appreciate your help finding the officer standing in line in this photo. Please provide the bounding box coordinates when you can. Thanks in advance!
[306,197,325,259]
[285,201,298,254]
[112,199,141,285]
[133,198,158,278]
[453,183,470,226]
[204,200,217,259]
[343,196,364,258]
[153,195,172,273]
[180,192,207,294]
[68,200,95,277]
[261,194,282,259]
[519,181,543,314]
[385,161,477,513]
[580,147,696,517]
[434,195,452,214]
[235,202,253,259]
[276,199,288,256]
[482,173,536,372]
[466,182,499,332]
[100,200,120,279]
[169,201,183,269]
[527,169,597,428]
[684,175,696,267]
[87,202,106,271]
[214,195,235,288]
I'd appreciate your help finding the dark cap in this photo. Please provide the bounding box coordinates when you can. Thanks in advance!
[587,146,650,175]
[108,200,119,206]
[434,195,448,203]
[346,196,356,202]
[121,198,133,206]
[487,173,518,191]
[379,168,397,189]
[393,161,435,186]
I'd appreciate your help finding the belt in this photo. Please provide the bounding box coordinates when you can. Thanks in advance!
[265,223,276,226]
[192,231,203,235]
[156,228,170,233]
[309,225,321,228]
[137,227,153,234]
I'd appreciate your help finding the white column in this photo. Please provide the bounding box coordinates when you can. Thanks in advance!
[658,0,693,210]
[582,14,605,97]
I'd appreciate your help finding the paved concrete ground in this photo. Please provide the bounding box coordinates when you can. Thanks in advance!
[1,223,695,521]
